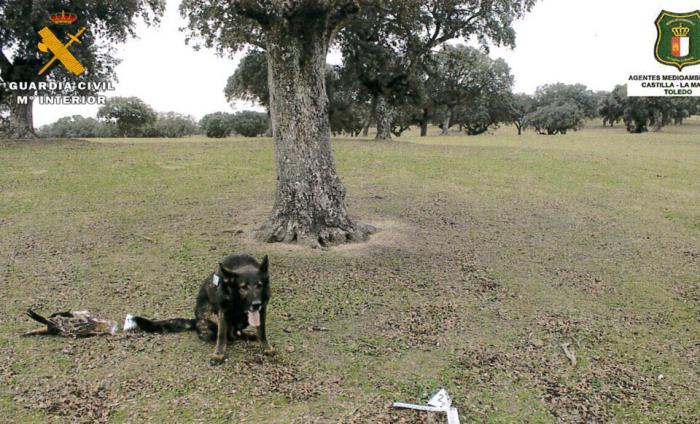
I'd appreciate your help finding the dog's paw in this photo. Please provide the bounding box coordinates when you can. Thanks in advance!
[263,345,276,356]
[209,354,226,366]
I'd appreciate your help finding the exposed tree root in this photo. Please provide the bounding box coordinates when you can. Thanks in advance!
[255,217,377,249]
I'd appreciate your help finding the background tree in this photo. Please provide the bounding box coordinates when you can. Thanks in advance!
[97,96,157,137]
[427,45,514,136]
[609,85,690,133]
[525,102,584,135]
[598,85,625,127]
[230,110,268,137]
[38,111,198,138]
[668,97,698,125]
[181,0,374,247]
[224,49,269,111]
[37,115,101,138]
[200,111,234,138]
[534,83,598,119]
[339,0,538,140]
[454,93,513,135]
[413,100,434,137]
[623,97,673,133]
[508,93,534,135]
[0,0,165,138]
[145,112,199,138]
[338,2,413,140]
[327,65,370,136]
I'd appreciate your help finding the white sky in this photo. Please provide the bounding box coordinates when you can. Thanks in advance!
[34,0,699,126]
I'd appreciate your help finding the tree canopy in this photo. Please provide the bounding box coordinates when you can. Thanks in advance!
[426,44,514,135]
[534,83,598,119]
[337,0,537,139]
[97,96,157,137]
[224,49,269,110]
[525,102,584,135]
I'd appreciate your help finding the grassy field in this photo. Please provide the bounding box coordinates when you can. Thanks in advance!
[1,121,698,423]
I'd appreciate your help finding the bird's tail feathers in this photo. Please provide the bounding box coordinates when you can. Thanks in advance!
[26,309,51,326]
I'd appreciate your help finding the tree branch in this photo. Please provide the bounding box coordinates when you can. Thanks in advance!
[327,0,360,38]
[0,49,12,79]
[231,0,272,25]
[329,0,359,25]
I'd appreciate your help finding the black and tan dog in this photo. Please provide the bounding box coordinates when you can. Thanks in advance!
[125,254,274,365]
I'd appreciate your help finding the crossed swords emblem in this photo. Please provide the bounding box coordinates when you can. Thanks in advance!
[37,26,87,76]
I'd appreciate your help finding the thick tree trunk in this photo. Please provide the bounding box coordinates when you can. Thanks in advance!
[255,22,374,248]
[420,108,429,136]
[361,123,370,137]
[420,121,428,137]
[7,94,37,138]
[362,93,377,137]
[650,109,664,132]
[374,94,393,140]
[440,109,452,136]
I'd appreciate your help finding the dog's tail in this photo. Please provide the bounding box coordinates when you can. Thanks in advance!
[123,314,196,334]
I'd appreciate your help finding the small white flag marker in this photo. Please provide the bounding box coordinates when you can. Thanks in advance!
[428,388,451,409]
[393,389,460,424]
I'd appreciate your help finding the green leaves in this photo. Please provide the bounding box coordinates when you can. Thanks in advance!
[97,96,157,137]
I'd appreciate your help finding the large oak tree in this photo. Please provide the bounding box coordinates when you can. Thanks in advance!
[426,44,513,136]
[180,0,536,247]
[181,0,374,248]
[0,0,165,138]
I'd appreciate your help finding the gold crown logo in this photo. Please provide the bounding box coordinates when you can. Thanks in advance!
[49,11,77,25]
[672,25,690,37]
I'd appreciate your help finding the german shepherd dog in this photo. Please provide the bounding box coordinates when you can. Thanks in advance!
[124,254,274,365]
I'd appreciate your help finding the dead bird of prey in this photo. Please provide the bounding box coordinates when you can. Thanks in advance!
[22,309,119,337]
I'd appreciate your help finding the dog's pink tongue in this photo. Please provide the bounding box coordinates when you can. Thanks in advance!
[248,311,261,327]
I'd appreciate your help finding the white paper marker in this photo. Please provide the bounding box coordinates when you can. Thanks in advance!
[393,389,460,424]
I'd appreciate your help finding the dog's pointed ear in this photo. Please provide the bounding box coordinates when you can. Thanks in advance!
[259,255,269,275]
[219,262,233,278]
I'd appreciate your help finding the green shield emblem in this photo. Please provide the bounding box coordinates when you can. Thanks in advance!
[655,11,700,70]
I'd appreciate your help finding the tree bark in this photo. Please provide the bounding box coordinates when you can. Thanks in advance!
[7,94,37,138]
[362,93,377,137]
[420,108,429,136]
[440,108,452,136]
[374,94,393,140]
[255,20,374,248]
[650,109,664,132]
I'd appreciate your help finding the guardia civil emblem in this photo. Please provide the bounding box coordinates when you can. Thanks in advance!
[655,11,700,71]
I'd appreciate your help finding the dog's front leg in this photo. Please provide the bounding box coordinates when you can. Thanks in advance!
[257,305,275,355]
[210,311,229,365]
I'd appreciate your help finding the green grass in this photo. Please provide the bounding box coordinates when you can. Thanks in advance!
[1,121,698,422]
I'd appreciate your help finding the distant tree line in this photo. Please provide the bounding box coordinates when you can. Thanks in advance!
[598,85,700,133]
[36,85,700,140]
[37,96,268,138]
[227,45,700,138]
